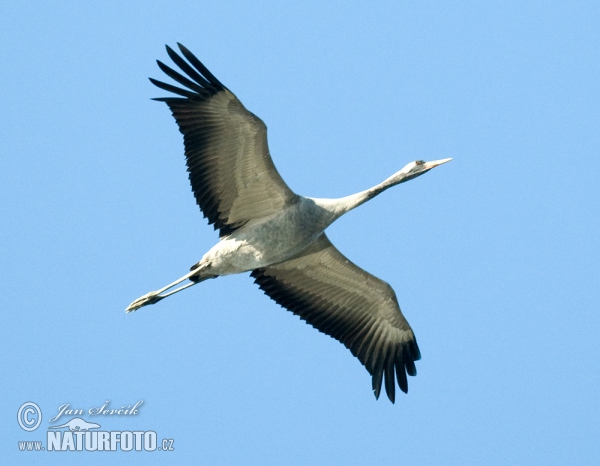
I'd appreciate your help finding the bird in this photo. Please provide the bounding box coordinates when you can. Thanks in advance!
[126,43,451,403]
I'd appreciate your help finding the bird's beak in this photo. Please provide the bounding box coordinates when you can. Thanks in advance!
[424,158,453,170]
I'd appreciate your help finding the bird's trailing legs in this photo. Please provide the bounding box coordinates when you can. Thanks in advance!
[126,264,209,312]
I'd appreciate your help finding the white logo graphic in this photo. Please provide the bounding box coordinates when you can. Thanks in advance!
[48,417,101,431]
[17,400,175,453]
[17,402,42,432]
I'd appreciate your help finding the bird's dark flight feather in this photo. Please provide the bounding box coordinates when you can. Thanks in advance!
[151,44,299,237]
[251,233,421,402]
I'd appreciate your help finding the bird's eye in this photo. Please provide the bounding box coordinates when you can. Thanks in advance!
[416,160,425,165]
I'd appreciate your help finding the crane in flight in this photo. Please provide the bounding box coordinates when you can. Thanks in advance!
[126,44,451,402]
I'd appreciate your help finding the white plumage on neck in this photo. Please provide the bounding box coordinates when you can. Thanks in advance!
[311,157,452,221]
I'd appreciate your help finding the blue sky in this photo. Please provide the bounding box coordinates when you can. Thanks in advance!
[1,1,599,464]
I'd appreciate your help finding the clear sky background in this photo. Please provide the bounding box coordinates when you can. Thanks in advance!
[1,1,599,465]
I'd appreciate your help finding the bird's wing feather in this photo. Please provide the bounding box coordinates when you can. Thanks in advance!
[151,44,299,237]
[251,233,421,402]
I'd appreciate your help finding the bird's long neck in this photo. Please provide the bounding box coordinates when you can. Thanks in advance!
[312,170,408,224]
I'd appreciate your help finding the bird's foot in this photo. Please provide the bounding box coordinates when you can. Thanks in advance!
[125,291,163,313]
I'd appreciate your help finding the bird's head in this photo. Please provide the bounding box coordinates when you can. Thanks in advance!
[393,157,453,184]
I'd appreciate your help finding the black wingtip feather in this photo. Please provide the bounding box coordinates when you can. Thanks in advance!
[411,339,422,361]
[372,364,383,400]
[384,359,396,403]
[395,347,409,393]
[149,77,197,99]
[151,97,187,103]
[373,385,381,400]
[177,42,225,89]
[405,356,417,377]
[165,44,213,89]
[156,60,205,93]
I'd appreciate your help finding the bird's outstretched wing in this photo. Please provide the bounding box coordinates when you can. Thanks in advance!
[151,44,299,237]
[251,234,421,402]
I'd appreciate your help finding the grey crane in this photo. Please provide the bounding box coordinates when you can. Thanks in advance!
[126,44,451,402]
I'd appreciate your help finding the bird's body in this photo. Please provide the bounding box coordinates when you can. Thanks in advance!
[198,196,333,277]
[127,44,451,402]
